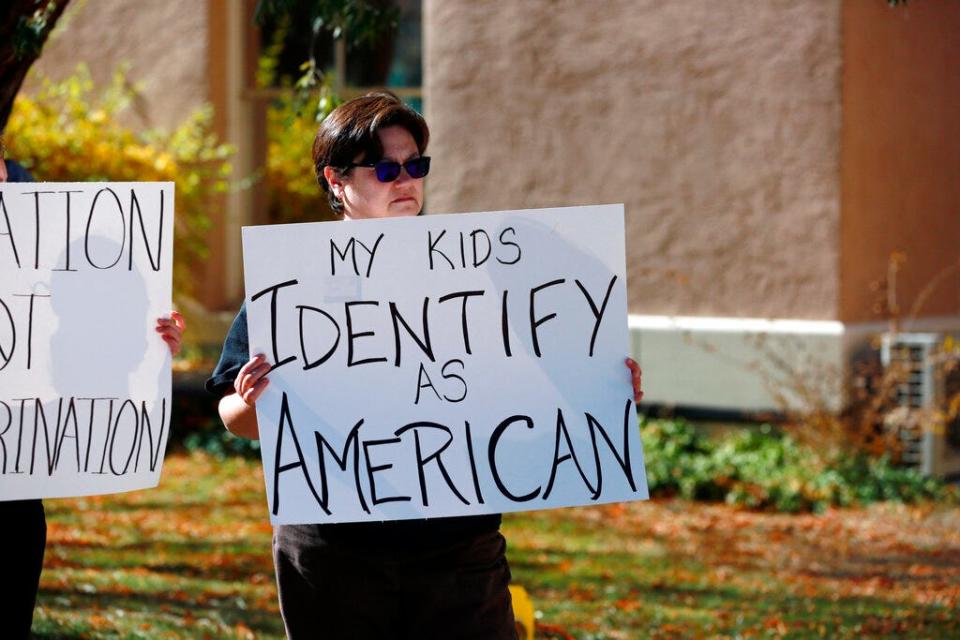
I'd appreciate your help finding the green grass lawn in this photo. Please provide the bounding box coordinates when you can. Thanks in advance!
[32,452,960,639]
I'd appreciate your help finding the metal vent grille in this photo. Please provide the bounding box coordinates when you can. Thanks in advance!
[882,334,939,469]
[890,343,930,409]
[881,333,960,476]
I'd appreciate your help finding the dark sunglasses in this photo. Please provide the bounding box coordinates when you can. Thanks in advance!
[346,156,431,183]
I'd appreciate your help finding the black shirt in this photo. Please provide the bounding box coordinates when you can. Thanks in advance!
[4,159,34,183]
[206,304,501,552]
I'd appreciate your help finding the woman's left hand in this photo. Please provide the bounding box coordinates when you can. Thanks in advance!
[625,357,643,404]
[156,311,186,356]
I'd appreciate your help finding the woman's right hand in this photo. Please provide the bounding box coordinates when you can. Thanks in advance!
[235,353,271,406]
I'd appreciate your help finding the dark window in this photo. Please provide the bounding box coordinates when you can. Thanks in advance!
[258,0,422,111]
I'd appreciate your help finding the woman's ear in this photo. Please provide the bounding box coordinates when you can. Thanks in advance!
[323,166,343,198]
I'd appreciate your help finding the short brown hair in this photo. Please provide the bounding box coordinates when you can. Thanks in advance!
[312,92,429,214]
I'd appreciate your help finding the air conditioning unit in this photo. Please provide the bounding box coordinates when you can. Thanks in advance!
[881,333,960,478]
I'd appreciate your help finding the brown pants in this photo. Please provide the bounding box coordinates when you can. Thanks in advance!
[272,527,517,639]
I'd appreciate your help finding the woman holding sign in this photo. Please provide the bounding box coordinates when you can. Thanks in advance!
[0,134,187,639]
[208,93,644,639]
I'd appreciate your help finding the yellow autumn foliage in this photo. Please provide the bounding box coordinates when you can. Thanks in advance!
[5,65,234,297]
[263,87,339,225]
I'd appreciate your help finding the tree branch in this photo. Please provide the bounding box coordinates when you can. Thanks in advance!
[0,0,70,132]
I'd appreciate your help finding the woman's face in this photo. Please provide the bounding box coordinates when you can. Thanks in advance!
[328,125,424,220]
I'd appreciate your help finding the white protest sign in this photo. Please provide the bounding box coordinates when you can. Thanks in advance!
[242,204,648,525]
[0,182,173,501]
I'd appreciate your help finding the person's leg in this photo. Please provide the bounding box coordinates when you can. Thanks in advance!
[400,530,517,640]
[0,499,47,640]
[272,525,401,639]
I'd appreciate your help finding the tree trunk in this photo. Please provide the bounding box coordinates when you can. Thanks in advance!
[0,0,70,132]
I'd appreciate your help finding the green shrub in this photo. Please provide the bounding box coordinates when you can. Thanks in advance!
[168,383,262,460]
[640,419,954,512]
[181,429,262,459]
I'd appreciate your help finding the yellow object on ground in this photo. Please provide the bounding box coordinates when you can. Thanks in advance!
[510,584,534,640]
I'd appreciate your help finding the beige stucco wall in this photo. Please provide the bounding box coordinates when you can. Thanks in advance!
[425,0,842,319]
[841,1,960,324]
[26,0,209,130]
